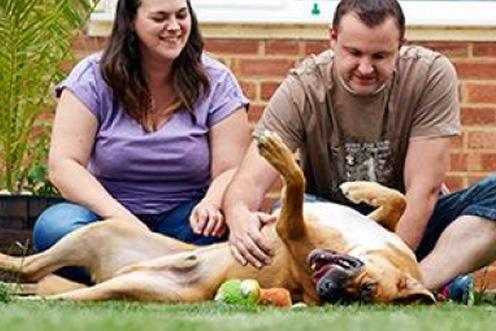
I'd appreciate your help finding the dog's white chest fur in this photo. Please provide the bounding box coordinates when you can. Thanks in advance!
[304,202,409,257]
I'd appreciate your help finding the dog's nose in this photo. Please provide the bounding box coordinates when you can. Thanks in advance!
[317,278,343,304]
[317,278,333,296]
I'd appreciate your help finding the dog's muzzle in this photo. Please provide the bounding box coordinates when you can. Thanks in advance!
[307,249,365,304]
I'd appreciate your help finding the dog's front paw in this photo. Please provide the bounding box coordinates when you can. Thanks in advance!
[255,129,282,151]
[254,129,292,167]
[340,181,381,206]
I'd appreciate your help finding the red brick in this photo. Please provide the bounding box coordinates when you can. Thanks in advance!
[465,83,496,104]
[260,81,281,101]
[455,61,496,80]
[304,40,330,55]
[248,103,266,123]
[71,34,107,53]
[449,134,464,150]
[59,59,78,73]
[37,111,55,122]
[210,56,231,67]
[467,131,496,149]
[236,58,295,78]
[265,40,301,56]
[461,107,496,126]
[449,153,467,171]
[473,42,496,57]
[467,153,482,171]
[416,41,469,58]
[468,175,491,186]
[205,39,260,55]
[480,154,496,172]
[239,80,257,100]
[444,175,465,191]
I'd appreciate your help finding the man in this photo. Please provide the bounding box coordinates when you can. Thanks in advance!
[223,0,496,302]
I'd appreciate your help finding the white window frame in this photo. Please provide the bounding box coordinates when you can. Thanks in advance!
[90,0,496,30]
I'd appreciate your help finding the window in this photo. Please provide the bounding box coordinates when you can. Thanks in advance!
[91,1,496,26]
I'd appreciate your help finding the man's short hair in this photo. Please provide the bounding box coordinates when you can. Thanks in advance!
[332,0,405,41]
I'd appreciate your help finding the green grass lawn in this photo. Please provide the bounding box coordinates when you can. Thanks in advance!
[1,301,495,331]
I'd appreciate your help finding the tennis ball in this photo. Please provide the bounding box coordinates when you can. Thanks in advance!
[214,279,261,306]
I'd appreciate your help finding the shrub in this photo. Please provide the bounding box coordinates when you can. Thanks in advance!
[0,0,96,194]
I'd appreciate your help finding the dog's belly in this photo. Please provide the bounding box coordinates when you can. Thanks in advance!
[303,202,410,257]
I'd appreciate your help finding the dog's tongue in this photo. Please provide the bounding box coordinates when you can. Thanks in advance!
[312,264,332,284]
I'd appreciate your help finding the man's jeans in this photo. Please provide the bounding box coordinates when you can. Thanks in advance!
[416,174,496,260]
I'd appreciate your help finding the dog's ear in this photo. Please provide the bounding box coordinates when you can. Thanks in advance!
[393,274,436,304]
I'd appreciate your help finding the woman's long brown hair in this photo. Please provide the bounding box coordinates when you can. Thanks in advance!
[100,0,210,129]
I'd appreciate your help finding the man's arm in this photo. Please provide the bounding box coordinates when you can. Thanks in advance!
[395,137,451,250]
[223,141,280,268]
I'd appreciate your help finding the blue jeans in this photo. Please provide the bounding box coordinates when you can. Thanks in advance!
[416,174,496,260]
[273,174,496,261]
[33,199,228,284]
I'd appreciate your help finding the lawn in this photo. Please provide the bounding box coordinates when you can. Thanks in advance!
[0,301,495,331]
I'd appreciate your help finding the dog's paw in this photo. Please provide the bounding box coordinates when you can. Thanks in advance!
[254,129,290,163]
[254,129,282,151]
[339,181,381,206]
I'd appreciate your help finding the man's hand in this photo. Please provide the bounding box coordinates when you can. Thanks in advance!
[190,199,226,237]
[228,211,276,269]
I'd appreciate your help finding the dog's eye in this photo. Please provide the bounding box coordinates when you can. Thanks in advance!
[359,282,377,299]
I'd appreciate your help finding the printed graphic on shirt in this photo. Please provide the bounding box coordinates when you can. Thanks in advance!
[343,140,393,183]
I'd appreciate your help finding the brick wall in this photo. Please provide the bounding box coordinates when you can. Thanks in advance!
[73,33,496,289]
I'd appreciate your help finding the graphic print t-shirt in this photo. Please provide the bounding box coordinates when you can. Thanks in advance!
[259,46,460,204]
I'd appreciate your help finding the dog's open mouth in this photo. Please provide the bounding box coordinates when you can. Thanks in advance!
[307,249,365,285]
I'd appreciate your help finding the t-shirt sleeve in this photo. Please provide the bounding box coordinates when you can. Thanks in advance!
[410,55,461,139]
[207,68,249,127]
[53,56,101,121]
[257,75,305,151]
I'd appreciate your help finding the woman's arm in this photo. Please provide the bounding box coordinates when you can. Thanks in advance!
[49,89,147,229]
[189,108,250,237]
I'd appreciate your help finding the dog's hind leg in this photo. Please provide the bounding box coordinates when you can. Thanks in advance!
[0,220,188,283]
[0,251,61,282]
[1,274,86,296]
[43,271,208,302]
[0,222,119,282]
[44,252,213,302]
[256,130,306,240]
[339,181,406,231]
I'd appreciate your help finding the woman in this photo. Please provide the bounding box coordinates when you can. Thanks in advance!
[34,0,250,281]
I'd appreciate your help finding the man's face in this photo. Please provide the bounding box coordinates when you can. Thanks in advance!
[330,13,402,96]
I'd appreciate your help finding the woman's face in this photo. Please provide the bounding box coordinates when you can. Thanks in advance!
[134,0,192,63]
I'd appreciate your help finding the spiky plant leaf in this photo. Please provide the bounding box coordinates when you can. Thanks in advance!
[0,0,97,192]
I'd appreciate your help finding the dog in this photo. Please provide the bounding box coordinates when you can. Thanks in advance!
[0,130,434,304]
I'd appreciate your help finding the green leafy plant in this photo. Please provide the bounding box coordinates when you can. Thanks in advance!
[0,281,12,303]
[0,0,98,194]
[23,123,59,195]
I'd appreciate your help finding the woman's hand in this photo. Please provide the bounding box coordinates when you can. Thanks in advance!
[190,199,226,237]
